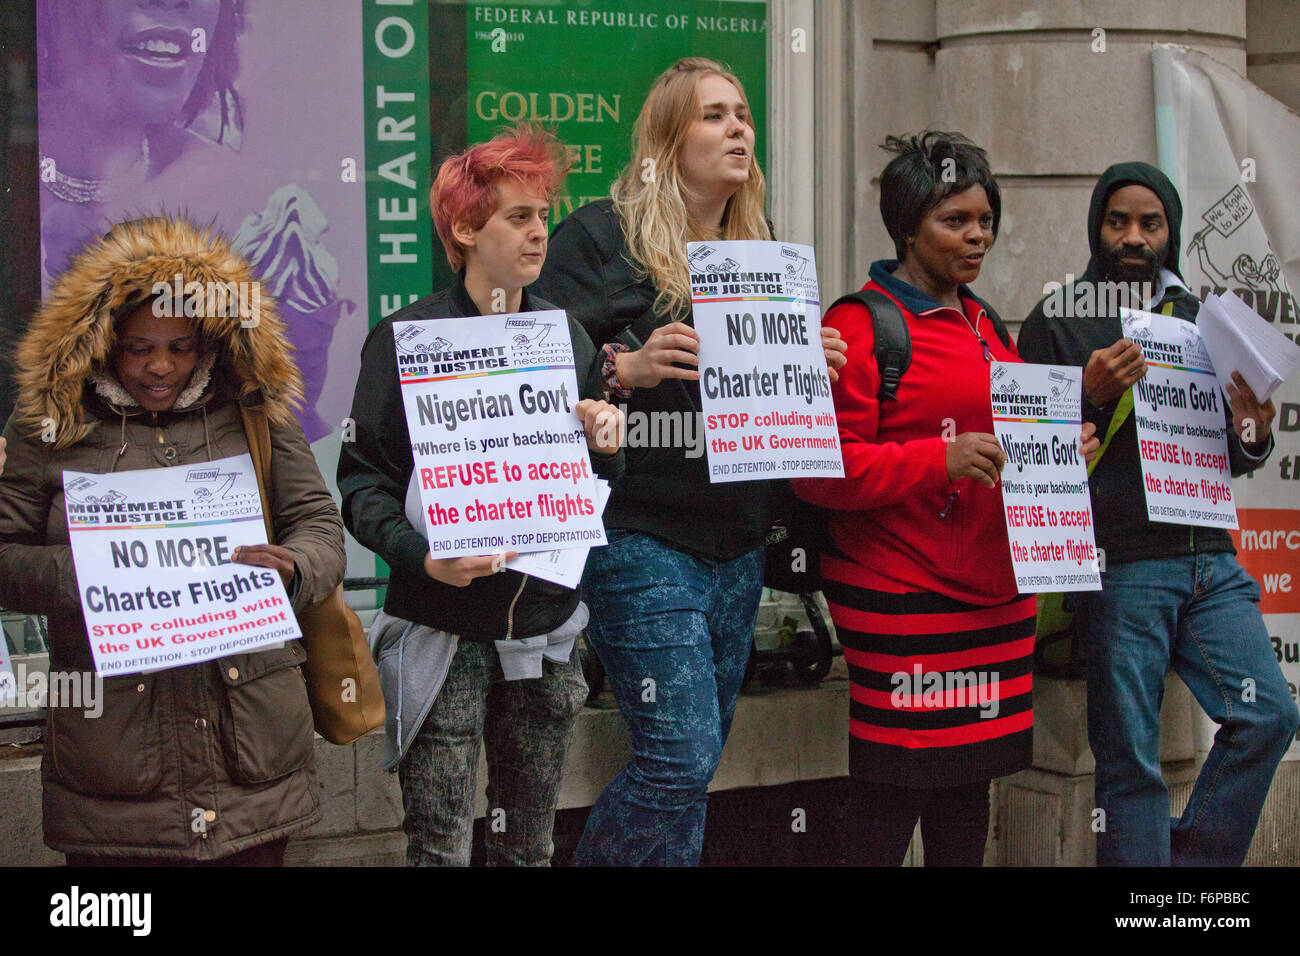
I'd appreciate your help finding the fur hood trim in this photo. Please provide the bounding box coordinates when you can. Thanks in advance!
[14,216,303,447]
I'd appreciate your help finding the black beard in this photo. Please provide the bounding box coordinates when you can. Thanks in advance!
[1098,242,1163,284]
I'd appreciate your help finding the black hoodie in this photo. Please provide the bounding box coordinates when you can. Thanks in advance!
[1018,162,1272,564]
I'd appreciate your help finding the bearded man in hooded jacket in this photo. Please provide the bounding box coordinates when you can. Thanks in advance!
[1018,162,1298,866]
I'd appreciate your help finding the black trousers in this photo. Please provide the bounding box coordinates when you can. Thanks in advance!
[845,779,991,866]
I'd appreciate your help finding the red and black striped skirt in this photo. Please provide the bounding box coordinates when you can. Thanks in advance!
[822,577,1036,788]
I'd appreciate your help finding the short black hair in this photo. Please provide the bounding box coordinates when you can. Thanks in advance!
[878,131,1001,260]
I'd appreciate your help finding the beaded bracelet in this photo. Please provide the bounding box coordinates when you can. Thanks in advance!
[601,342,633,400]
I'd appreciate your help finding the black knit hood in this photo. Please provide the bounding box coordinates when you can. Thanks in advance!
[1084,161,1184,281]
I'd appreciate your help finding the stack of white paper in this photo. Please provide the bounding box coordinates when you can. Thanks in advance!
[1197,290,1300,404]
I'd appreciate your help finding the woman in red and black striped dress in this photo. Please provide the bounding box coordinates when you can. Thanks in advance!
[793,132,1097,866]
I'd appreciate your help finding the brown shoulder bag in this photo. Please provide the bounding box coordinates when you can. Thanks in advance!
[241,406,385,745]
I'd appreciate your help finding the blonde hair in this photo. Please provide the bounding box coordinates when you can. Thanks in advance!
[611,57,769,319]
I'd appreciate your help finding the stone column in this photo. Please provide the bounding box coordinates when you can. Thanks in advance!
[1247,0,1300,111]
[931,0,1246,329]
[848,0,939,288]
[768,0,817,247]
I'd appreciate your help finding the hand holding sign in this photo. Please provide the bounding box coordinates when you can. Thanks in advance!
[615,322,700,388]
[576,398,624,455]
[946,432,1007,488]
[423,551,518,588]
[1084,338,1147,406]
[821,325,847,383]
[231,544,297,587]
[1080,421,1101,464]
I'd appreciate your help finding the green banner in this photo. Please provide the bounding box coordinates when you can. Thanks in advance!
[364,1,437,325]
[465,0,768,221]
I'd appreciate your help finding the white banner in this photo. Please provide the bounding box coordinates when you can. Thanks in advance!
[990,362,1101,593]
[1121,308,1238,529]
[687,240,844,483]
[395,309,606,559]
[63,454,299,675]
[1155,43,1300,757]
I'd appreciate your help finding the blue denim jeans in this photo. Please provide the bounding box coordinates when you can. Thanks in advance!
[573,530,765,866]
[1083,552,1299,866]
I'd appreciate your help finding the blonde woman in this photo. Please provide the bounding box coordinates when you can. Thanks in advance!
[535,57,845,865]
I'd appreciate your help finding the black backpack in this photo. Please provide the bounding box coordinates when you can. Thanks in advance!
[763,289,1012,594]
[826,288,1012,401]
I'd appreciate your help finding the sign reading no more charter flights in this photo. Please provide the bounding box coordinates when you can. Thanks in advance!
[688,240,844,483]
[396,309,607,559]
[1121,308,1239,529]
[63,454,300,676]
[989,362,1101,594]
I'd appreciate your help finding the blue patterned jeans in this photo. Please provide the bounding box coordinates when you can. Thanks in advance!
[573,530,765,866]
[397,639,587,866]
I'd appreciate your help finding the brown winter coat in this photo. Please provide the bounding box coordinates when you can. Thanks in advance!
[0,217,345,859]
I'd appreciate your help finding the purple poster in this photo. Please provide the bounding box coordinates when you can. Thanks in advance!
[36,0,367,448]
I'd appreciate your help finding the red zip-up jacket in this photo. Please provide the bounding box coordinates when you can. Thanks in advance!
[792,260,1021,604]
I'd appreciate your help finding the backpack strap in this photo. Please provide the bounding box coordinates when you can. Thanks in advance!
[826,289,911,401]
[1088,389,1132,476]
[976,298,1013,351]
[239,404,276,544]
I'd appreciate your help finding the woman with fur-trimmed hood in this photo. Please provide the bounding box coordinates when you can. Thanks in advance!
[0,216,345,864]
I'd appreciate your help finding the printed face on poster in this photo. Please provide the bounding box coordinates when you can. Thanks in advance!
[36,0,369,447]
[688,240,843,483]
[990,362,1101,593]
[396,309,607,559]
[1121,308,1238,529]
[63,454,299,675]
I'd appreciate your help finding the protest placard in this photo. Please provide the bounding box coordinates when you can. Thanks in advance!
[405,470,610,589]
[503,479,611,588]
[396,309,607,559]
[687,240,843,483]
[63,454,300,675]
[1122,308,1238,529]
[989,362,1101,593]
